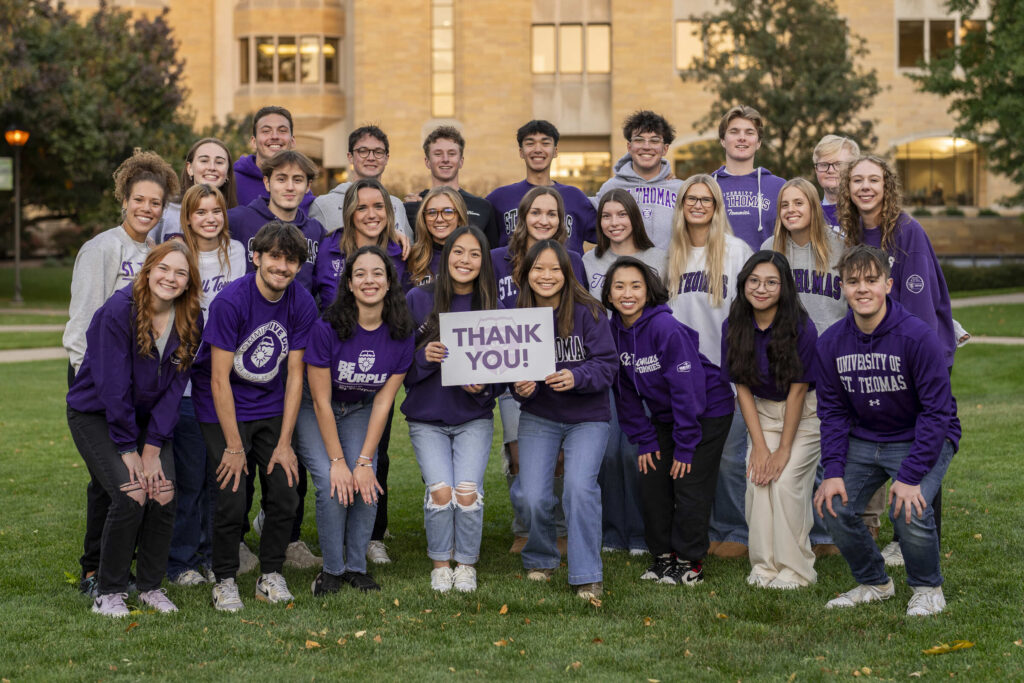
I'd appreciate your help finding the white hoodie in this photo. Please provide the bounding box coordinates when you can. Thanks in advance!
[595,154,683,251]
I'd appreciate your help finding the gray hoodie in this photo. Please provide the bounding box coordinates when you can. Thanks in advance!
[309,181,412,238]
[595,154,683,251]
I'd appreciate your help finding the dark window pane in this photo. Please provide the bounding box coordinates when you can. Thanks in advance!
[898,20,924,67]
[324,38,339,84]
[256,36,274,82]
[239,37,249,85]
[930,20,955,60]
[278,36,296,83]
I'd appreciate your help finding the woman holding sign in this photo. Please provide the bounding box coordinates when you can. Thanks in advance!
[304,245,415,595]
[512,240,618,600]
[403,226,502,593]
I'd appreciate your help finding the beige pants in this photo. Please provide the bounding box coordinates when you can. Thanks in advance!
[745,391,820,587]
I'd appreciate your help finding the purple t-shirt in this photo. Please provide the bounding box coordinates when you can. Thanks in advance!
[485,180,597,254]
[304,318,414,404]
[721,315,818,401]
[191,273,318,423]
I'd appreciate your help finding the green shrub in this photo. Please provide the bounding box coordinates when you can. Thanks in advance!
[943,205,966,216]
[942,262,1024,291]
[912,206,933,217]
[977,207,1000,217]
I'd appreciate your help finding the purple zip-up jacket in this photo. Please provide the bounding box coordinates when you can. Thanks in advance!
[67,286,200,451]
[814,297,961,486]
[485,180,597,253]
[233,154,315,212]
[490,246,588,310]
[226,197,324,294]
[514,302,617,423]
[860,213,955,368]
[400,286,504,425]
[710,166,787,252]
[721,314,818,402]
[312,232,409,311]
[611,304,733,462]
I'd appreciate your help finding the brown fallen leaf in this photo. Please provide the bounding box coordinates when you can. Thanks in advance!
[523,618,531,624]
[861,667,871,675]
[337,637,347,645]
[354,630,367,638]
[394,598,399,607]
[449,667,456,673]
[125,621,139,633]
[423,609,432,613]
[643,616,653,627]
[923,640,974,655]
[374,634,382,643]
[519,650,525,655]
[973,534,982,540]
[909,672,922,678]
[565,661,581,671]
[493,639,508,647]
[499,604,509,615]
[787,674,796,683]
[305,640,321,649]
[684,650,692,658]
[589,597,602,608]
[592,637,603,644]
[1014,639,1023,647]
[716,613,728,619]
[285,602,295,609]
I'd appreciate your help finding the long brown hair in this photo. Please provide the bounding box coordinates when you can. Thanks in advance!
[508,186,567,276]
[180,184,236,277]
[769,178,833,272]
[595,189,655,258]
[408,186,469,284]
[180,137,237,208]
[132,241,202,370]
[340,178,398,259]
[837,154,904,252]
[516,240,602,338]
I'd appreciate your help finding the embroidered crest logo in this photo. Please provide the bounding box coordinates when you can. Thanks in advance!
[358,349,376,372]
[906,274,925,295]
[332,258,342,277]
[677,361,691,373]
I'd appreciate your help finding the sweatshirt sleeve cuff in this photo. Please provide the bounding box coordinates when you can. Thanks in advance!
[895,466,924,487]
[822,462,846,480]
[673,450,693,464]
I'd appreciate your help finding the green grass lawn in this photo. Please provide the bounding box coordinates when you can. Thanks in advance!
[950,286,1024,300]
[955,304,1024,338]
[1,347,1022,680]
[0,331,64,350]
[0,312,69,325]
[0,265,73,308]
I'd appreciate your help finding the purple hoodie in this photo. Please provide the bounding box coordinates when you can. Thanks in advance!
[485,180,597,253]
[513,302,617,423]
[226,197,325,293]
[814,297,960,486]
[611,304,733,462]
[233,153,315,212]
[860,213,955,367]
[400,287,504,425]
[490,246,588,310]
[312,232,409,311]
[822,202,842,235]
[67,287,199,451]
[711,166,787,252]
[721,314,818,402]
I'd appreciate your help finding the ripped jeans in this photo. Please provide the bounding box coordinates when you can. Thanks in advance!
[408,419,493,565]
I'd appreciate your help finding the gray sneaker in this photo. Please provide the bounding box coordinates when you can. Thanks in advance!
[881,541,905,567]
[826,579,895,609]
[255,572,294,604]
[212,578,244,612]
[139,588,179,613]
[366,540,392,564]
[285,540,323,569]
[171,569,209,586]
[238,542,259,575]
[91,593,130,618]
[907,586,946,616]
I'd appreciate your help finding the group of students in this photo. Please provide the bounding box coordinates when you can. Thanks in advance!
[63,103,960,619]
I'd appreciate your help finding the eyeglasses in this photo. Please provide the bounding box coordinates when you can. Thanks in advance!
[354,147,387,159]
[425,207,456,220]
[814,161,845,173]
[630,136,664,146]
[683,195,715,208]
[746,276,781,291]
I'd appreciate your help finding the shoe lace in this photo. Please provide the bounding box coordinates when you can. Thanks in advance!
[262,572,288,593]
[217,579,239,599]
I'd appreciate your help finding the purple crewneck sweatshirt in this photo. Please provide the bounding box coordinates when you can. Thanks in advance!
[485,180,597,253]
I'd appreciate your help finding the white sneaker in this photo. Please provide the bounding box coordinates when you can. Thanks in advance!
[881,541,905,567]
[907,586,946,616]
[826,579,895,609]
[252,508,265,537]
[139,588,179,613]
[746,571,773,588]
[238,542,259,574]
[91,593,130,618]
[212,578,244,612]
[255,572,295,604]
[767,577,802,590]
[430,566,455,593]
[285,540,323,569]
[452,565,477,593]
[171,569,210,586]
[366,540,392,564]
[629,548,648,557]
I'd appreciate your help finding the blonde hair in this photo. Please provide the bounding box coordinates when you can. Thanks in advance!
[667,174,731,308]
[813,135,860,162]
[769,178,833,272]
[408,186,468,284]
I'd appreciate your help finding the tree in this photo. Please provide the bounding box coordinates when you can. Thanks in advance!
[0,0,193,241]
[911,0,1024,207]
[679,0,880,180]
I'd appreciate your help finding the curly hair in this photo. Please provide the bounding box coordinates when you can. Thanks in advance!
[323,245,414,342]
[724,250,808,391]
[180,138,237,208]
[836,154,904,252]
[113,149,179,206]
[622,110,676,145]
[408,186,469,285]
[131,241,202,371]
[516,240,602,338]
[508,186,567,277]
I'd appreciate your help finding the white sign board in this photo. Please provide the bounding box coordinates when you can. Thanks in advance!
[439,307,556,386]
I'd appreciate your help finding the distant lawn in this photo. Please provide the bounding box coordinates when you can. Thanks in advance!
[955,303,1024,338]
[0,331,64,350]
[0,265,73,308]
[0,312,69,325]
[1,347,1023,680]
[950,286,1024,299]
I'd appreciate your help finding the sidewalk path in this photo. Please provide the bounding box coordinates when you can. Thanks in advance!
[0,347,67,363]
[951,292,1024,309]
[0,307,68,316]
[1,324,65,332]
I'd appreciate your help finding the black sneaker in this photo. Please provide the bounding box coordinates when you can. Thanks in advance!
[311,571,343,596]
[659,559,704,586]
[341,571,381,592]
[640,554,674,581]
[79,573,98,598]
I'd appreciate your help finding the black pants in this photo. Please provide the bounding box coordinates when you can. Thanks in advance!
[201,417,299,580]
[639,413,733,562]
[370,402,396,541]
[67,407,176,595]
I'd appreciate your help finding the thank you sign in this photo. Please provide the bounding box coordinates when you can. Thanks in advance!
[439,307,556,386]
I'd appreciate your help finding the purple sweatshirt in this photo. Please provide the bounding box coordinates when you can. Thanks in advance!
[611,304,733,462]
[860,213,955,367]
[66,287,199,451]
[233,154,315,212]
[711,166,787,252]
[485,180,597,253]
[408,244,444,288]
[226,197,324,294]
[312,232,409,311]
[814,297,961,486]
[304,318,413,404]
[721,314,818,402]
[514,302,617,423]
[822,202,842,235]
[490,246,588,310]
[400,287,504,425]
[191,273,318,423]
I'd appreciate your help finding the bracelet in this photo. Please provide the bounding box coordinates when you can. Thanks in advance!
[357,455,373,462]
[357,462,373,468]
[330,456,345,463]
[224,447,244,455]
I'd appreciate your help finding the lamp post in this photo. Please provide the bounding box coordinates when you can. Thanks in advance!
[5,127,29,304]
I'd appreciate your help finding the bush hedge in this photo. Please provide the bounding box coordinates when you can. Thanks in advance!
[942,262,1024,291]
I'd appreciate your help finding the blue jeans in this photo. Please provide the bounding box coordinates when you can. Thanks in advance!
[599,394,645,551]
[823,437,954,588]
[808,462,834,545]
[294,395,377,576]
[514,413,608,585]
[709,410,749,544]
[167,397,216,579]
[409,418,493,565]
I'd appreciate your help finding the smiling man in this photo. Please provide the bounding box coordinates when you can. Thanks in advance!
[234,106,315,211]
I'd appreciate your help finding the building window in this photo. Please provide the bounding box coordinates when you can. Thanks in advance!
[432,0,455,117]
[898,17,985,68]
[324,38,339,84]
[675,20,702,71]
[239,37,250,85]
[551,151,611,195]
[895,137,977,207]
[256,36,274,83]
[242,35,342,85]
[531,22,609,75]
